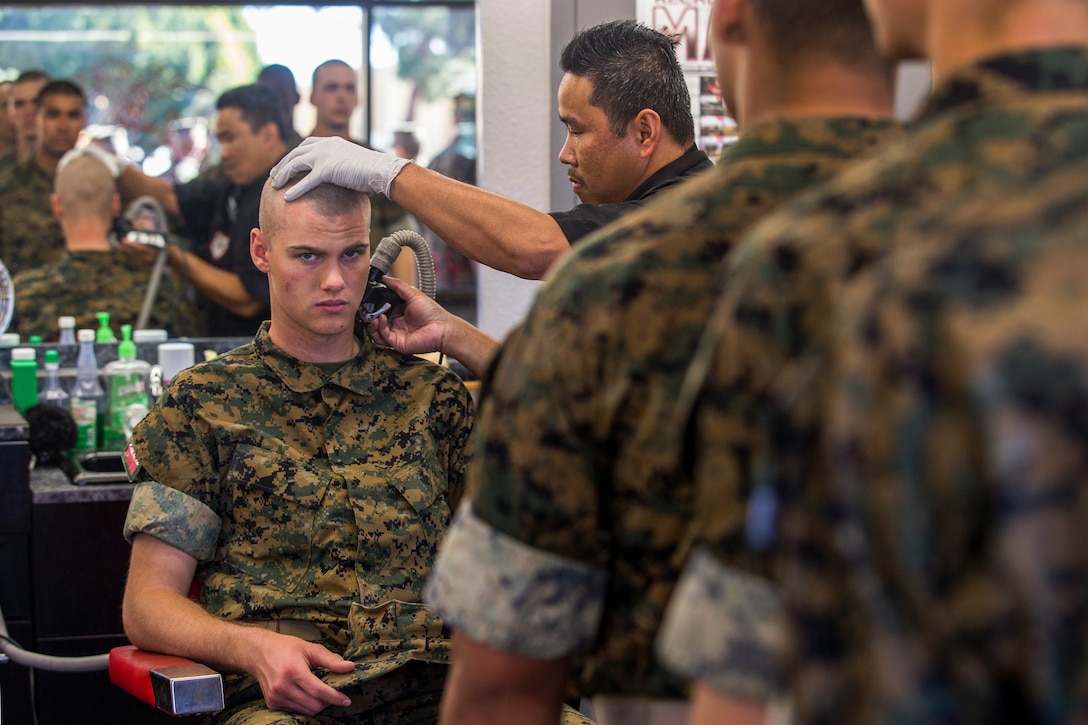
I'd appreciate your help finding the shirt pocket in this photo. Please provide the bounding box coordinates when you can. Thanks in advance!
[220,443,328,594]
[344,599,449,664]
[353,453,453,597]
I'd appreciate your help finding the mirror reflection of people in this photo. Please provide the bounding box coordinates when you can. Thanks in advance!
[0,79,86,276]
[102,84,288,337]
[11,152,195,339]
[0,69,49,183]
[272,20,714,281]
[121,175,474,723]
[256,63,302,147]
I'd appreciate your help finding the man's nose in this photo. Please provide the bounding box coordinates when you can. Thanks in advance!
[558,135,575,165]
[323,263,347,289]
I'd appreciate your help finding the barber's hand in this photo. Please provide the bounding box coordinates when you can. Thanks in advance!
[366,275,450,355]
[250,632,355,716]
[269,137,410,201]
[58,144,124,178]
[117,238,162,267]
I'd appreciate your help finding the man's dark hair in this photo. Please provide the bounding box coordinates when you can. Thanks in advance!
[752,0,883,67]
[560,19,694,146]
[15,69,50,86]
[257,64,300,113]
[217,84,289,142]
[36,79,85,107]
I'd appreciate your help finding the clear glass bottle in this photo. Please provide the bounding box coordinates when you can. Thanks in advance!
[70,329,104,451]
[38,349,70,408]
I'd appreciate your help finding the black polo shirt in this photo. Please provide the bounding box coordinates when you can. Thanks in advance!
[549,145,713,244]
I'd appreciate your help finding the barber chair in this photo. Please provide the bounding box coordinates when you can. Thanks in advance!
[108,645,224,717]
[107,579,224,718]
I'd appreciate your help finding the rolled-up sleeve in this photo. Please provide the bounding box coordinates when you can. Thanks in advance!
[656,547,788,702]
[425,503,607,658]
[123,480,221,561]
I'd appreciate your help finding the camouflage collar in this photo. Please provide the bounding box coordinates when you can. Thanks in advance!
[722,116,899,164]
[251,321,375,397]
[920,47,1088,121]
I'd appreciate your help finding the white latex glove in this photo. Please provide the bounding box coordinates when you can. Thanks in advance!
[58,144,124,178]
[269,136,411,201]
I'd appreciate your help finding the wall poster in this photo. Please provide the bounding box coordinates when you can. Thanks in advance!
[637,0,738,161]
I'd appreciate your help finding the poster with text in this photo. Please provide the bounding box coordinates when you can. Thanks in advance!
[637,0,737,160]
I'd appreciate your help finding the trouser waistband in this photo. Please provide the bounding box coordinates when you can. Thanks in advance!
[245,619,323,642]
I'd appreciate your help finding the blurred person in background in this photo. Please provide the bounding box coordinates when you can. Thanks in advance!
[0,79,86,275]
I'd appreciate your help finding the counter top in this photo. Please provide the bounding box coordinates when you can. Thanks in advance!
[30,463,135,504]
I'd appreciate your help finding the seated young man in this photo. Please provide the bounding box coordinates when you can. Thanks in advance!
[120,175,475,724]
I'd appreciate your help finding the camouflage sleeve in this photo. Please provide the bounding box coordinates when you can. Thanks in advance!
[466,301,612,562]
[122,377,225,557]
[123,480,220,560]
[656,547,787,702]
[424,503,608,658]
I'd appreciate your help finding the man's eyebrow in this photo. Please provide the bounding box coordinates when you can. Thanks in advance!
[284,241,368,253]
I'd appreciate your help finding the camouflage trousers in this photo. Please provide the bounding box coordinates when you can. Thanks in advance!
[208,661,597,724]
[209,661,445,725]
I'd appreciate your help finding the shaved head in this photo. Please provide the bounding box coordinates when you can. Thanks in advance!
[55,153,116,221]
[259,175,370,244]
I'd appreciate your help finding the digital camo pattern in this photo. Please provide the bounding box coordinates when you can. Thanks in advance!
[0,148,17,190]
[446,115,897,698]
[426,503,608,657]
[123,322,475,707]
[813,142,1088,724]
[12,249,200,339]
[665,48,1088,719]
[656,548,785,702]
[0,160,65,276]
[209,661,446,725]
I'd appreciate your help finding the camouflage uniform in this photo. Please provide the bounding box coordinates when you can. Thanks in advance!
[656,48,1088,721]
[0,147,18,191]
[423,116,897,701]
[11,249,199,340]
[0,159,65,276]
[123,322,475,724]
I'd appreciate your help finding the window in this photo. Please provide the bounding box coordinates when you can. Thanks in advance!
[0,2,477,300]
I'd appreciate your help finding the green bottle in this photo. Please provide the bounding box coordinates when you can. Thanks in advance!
[102,325,150,445]
[95,311,116,344]
[10,347,38,414]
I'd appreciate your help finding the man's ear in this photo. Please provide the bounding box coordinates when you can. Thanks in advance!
[110,193,121,218]
[50,193,62,220]
[714,0,748,44]
[251,227,271,273]
[631,109,663,157]
[258,121,278,147]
